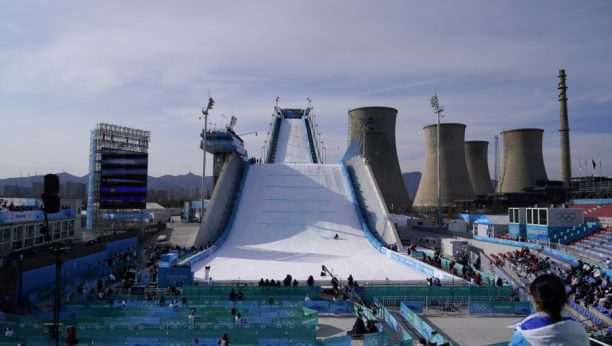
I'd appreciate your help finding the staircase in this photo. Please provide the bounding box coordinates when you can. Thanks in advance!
[267,117,281,163]
[552,222,600,245]
[304,118,320,163]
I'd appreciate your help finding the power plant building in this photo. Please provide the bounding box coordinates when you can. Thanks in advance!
[348,107,412,210]
[498,128,548,193]
[465,141,494,195]
[413,123,475,207]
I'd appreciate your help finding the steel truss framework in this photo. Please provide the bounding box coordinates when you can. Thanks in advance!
[89,123,150,237]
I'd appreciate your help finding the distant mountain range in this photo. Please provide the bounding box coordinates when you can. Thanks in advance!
[1,171,495,201]
[0,172,213,196]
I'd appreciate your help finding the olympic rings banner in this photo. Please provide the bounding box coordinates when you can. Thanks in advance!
[468,301,531,314]
[555,212,577,223]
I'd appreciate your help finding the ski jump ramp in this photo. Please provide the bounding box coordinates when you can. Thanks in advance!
[192,163,429,282]
[273,119,312,164]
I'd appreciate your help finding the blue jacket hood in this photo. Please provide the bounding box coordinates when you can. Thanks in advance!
[508,311,589,346]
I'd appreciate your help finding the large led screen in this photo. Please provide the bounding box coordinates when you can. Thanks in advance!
[100,148,148,209]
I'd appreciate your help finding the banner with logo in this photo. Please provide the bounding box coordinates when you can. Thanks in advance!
[324,336,351,346]
[514,302,532,314]
[329,301,353,313]
[304,301,329,312]
[401,301,423,314]
[138,268,150,286]
[469,301,492,313]
[364,332,389,346]
[0,209,75,224]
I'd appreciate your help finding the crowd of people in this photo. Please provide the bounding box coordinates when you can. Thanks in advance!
[504,247,551,277]
[564,260,611,309]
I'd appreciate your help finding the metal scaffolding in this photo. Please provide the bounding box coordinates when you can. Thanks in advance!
[85,123,151,239]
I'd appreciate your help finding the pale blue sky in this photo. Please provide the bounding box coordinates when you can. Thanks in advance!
[1,1,611,179]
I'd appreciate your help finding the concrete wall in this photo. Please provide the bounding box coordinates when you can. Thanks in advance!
[414,123,475,207]
[465,141,494,195]
[194,153,246,247]
[348,107,411,210]
[345,155,403,250]
[498,129,548,193]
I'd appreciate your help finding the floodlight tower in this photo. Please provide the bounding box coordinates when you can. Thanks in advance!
[429,94,444,229]
[200,96,214,210]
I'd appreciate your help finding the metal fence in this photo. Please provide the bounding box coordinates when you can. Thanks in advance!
[377,296,512,313]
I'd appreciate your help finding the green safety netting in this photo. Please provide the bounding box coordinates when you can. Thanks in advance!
[231,338,258,346]
[198,326,228,338]
[167,326,198,338]
[286,326,315,340]
[257,326,286,339]
[135,325,168,338]
[107,325,138,338]
[229,326,258,339]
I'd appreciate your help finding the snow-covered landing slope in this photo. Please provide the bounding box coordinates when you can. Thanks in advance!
[273,119,312,164]
[192,164,429,281]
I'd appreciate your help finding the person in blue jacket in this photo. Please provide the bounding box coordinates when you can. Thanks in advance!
[507,274,589,346]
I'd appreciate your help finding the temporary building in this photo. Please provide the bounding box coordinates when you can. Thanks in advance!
[474,215,509,238]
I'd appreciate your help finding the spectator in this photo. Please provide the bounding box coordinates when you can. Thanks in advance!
[304,294,312,304]
[159,295,166,307]
[65,326,78,345]
[417,338,427,346]
[76,284,84,294]
[237,291,244,302]
[98,290,105,301]
[5,327,15,336]
[235,312,242,325]
[97,278,103,292]
[469,278,476,287]
[189,310,197,325]
[507,274,588,346]
[229,289,236,302]
[208,277,214,286]
[218,333,230,346]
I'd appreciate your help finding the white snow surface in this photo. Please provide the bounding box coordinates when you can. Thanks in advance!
[273,119,312,164]
[192,164,430,281]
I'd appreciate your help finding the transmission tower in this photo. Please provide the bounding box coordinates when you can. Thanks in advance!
[494,135,500,191]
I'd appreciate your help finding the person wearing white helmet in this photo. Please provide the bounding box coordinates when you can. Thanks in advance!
[5,327,15,336]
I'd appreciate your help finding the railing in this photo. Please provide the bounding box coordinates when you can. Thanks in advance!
[377,296,512,311]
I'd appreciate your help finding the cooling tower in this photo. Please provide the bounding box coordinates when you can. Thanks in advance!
[465,141,494,195]
[348,107,412,210]
[498,128,548,193]
[413,123,475,207]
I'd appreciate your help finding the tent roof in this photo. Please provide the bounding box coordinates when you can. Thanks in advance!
[474,215,508,225]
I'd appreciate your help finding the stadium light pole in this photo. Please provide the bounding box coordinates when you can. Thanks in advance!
[200,97,215,212]
[429,94,444,229]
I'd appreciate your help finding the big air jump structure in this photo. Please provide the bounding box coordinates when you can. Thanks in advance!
[498,128,548,193]
[465,141,494,195]
[348,107,412,210]
[413,123,475,207]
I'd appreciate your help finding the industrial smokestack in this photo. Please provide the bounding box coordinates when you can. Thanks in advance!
[465,141,494,195]
[498,128,548,193]
[559,69,571,185]
[348,107,412,210]
[414,123,475,207]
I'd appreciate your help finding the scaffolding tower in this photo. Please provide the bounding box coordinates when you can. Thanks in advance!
[85,123,151,239]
